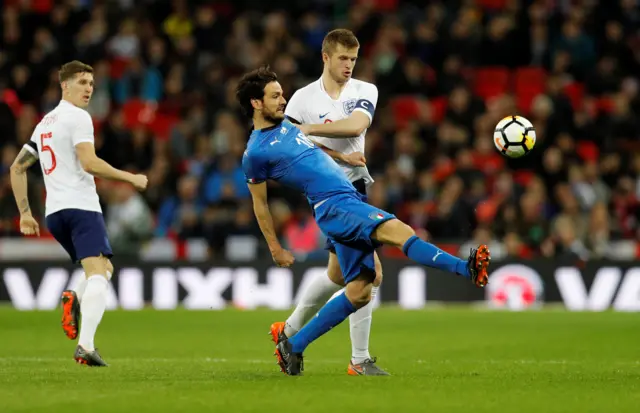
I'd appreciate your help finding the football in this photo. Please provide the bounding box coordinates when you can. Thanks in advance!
[494,115,536,158]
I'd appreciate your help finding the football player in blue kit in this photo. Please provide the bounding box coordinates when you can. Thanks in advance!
[236,67,491,376]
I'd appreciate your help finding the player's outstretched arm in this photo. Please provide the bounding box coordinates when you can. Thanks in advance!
[10,147,40,236]
[298,111,371,139]
[312,140,366,167]
[247,182,294,267]
[75,143,148,190]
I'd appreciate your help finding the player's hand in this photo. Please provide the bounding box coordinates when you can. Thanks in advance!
[130,174,148,191]
[342,152,366,167]
[19,215,40,237]
[271,248,295,268]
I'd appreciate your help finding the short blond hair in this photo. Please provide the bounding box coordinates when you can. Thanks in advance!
[322,29,360,55]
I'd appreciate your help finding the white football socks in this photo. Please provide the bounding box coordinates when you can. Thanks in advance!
[78,275,108,351]
[350,285,378,364]
[284,270,342,337]
[73,276,88,302]
[73,272,110,302]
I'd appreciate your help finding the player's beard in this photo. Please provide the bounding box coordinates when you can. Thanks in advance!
[263,107,285,124]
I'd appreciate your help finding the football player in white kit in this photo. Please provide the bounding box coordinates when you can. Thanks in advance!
[269,29,389,376]
[9,60,148,366]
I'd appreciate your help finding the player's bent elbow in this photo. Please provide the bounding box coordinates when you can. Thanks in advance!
[9,164,23,175]
[79,158,97,174]
[80,163,94,174]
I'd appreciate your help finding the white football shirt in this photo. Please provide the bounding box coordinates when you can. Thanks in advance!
[23,100,102,216]
[285,77,378,185]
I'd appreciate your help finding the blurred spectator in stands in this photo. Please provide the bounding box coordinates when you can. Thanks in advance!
[529,23,550,67]
[105,182,153,257]
[610,175,639,239]
[504,231,531,259]
[544,214,590,261]
[0,175,20,236]
[586,55,622,96]
[438,55,466,95]
[85,60,111,122]
[114,57,163,104]
[108,19,139,59]
[202,155,248,205]
[426,175,473,239]
[120,126,154,172]
[459,226,505,260]
[586,202,614,259]
[480,14,518,68]
[282,205,325,260]
[551,20,596,80]
[155,174,203,238]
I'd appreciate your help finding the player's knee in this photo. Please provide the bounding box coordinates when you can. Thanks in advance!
[373,219,415,248]
[373,253,383,287]
[373,271,382,287]
[106,259,114,276]
[345,287,372,308]
[345,272,374,308]
[80,256,110,279]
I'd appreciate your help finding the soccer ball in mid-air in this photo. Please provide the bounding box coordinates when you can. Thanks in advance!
[493,115,536,158]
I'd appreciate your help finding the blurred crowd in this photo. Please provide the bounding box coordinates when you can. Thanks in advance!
[0,0,639,261]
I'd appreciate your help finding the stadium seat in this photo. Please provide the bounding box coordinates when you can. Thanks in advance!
[576,141,599,162]
[513,67,546,114]
[429,97,448,124]
[109,57,129,80]
[512,170,534,187]
[122,99,146,128]
[596,97,615,113]
[148,114,179,140]
[356,0,399,12]
[477,0,508,10]
[473,67,510,101]
[562,82,584,111]
[423,65,437,86]
[122,99,158,129]
[390,96,421,129]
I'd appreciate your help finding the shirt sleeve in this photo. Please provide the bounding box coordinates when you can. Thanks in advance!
[242,150,268,184]
[353,82,379,126]
[284,89,306,125]
[71,110,95,146]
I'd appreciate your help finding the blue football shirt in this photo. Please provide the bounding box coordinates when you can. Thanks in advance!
[242,121,357,205]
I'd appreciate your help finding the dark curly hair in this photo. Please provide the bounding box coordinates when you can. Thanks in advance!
[235,66,278,118]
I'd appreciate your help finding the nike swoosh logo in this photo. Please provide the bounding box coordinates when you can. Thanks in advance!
[319,112,329,119]
[433,251,443,262]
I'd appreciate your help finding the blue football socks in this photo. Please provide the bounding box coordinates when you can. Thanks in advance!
[403,235,469,277]
[289,292,357,354]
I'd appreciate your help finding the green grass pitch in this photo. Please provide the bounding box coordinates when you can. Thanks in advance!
[0,307,638,412]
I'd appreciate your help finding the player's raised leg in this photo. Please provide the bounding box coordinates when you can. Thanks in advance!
[372,219,490,287]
